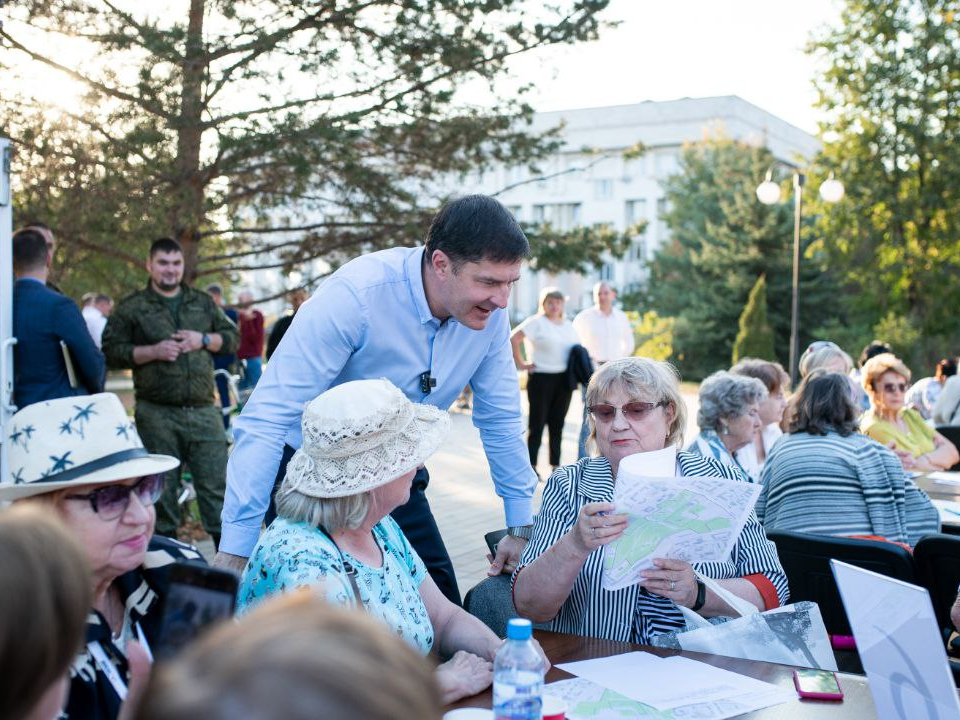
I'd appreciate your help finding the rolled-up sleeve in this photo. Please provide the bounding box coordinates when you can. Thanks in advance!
[731,512,790,607]
[469,312,536,526]
[220,279,365,555]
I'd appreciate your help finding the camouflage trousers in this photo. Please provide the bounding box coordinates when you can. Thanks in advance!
[134,399,227,543]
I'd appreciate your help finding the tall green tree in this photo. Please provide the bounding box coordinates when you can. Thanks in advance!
[732,275,776,364]
[640,136,840,380]
[1,0,610,299]
[807,0,960,367]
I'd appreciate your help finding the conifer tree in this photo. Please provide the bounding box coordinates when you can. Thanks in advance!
[732,275,776,365]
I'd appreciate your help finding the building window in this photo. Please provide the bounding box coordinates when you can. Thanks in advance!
[507,205,522,222]
[625,199,647,230]
[594,179,614,200]
[628,238,646,262]
[532,203,582,231]
[599,263,614,281]
[656,197,669,240]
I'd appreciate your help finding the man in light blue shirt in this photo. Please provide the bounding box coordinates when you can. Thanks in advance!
[215,196,537,604]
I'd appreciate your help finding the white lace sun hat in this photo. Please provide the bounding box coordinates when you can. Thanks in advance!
[282,378,451,498]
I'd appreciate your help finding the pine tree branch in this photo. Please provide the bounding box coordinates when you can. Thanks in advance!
[0,28,172,120]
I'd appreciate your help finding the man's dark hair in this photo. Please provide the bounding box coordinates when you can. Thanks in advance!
[424,195,529,271]
[94,294,112,304]
[205,284,223,296]
[12,228,48,273]
[858,340,892,368]
[938,357,958,378]
[788,370,860,437]
[150,237,183,258]
[23,220,50,230]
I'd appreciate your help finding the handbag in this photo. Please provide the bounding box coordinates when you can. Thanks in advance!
[650,571,838,671]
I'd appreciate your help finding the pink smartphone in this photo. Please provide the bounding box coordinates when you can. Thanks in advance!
[793,668,844,700]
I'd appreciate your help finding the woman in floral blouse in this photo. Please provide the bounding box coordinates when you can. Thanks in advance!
[238,379,540,704]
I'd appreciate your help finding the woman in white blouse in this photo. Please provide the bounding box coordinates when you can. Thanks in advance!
[731,359,789,483]
[511,287,579,476]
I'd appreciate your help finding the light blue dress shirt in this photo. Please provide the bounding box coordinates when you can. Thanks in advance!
[221,246,536,555]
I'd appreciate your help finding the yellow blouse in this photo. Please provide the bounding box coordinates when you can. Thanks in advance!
[860,407,936,457]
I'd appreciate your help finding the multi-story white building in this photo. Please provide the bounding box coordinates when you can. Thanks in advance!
[457,95,818,320]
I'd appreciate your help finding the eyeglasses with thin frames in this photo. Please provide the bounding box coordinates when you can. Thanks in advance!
[879,382,907,394]
[64,473,164,520]
[588,401,668,424]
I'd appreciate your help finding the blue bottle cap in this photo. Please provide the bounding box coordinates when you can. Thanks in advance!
[506,618,533,640]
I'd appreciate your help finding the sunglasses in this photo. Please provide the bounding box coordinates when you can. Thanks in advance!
[588,400,668,423]
[880,382,908,393]
[65,473,165,520]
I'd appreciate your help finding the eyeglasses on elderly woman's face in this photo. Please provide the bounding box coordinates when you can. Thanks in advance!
[588,401,668,424]
[64,473,164,520]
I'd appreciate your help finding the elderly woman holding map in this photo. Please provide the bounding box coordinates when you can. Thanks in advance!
[512,357,788,643]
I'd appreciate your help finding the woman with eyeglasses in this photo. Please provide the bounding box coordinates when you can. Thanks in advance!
[860,353,959,472]
[511,358,787,643]
[0,393,203,720]
[686,371,767,480]
[758,371,939,547]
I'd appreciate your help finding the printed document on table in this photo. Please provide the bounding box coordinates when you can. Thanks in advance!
[545,677,792,720]
[932,499,960,524]
[930,471,960,486]
[601,457,760,591]
[556,651,785,711]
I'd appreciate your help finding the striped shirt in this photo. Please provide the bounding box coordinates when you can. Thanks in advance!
[686,430,752,482]
[756,431,940,547]
[514,452,788,643]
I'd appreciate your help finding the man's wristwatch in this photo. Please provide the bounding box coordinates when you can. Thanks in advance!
[506,525,533,540]
[201,333,211,349]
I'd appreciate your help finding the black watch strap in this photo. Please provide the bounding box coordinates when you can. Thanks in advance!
[691,579,707,612]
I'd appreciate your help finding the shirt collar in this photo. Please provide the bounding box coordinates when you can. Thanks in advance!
[16,277,44,285]
[405,247,439,326]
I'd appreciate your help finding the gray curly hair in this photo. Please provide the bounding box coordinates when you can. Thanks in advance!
[697,371,767,432]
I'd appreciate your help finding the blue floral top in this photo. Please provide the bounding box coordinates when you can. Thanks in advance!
[237,516,433,654]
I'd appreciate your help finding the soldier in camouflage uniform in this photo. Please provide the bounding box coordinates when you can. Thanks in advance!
[102,238,239,546]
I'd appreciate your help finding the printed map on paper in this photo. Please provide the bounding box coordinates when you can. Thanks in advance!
[545,678,790,720]
[601,474,760,591]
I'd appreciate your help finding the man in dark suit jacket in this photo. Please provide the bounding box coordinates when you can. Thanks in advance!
[12,228,105,408]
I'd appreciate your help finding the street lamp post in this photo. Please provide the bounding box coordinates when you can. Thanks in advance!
[756,169,844,387]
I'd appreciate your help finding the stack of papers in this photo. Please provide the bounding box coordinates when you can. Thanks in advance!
[553,652,793,719]
[932,499,960,524]
[930,472,960,486]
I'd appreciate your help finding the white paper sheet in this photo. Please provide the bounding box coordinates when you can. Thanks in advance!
[545,677,793,720]
[932,498,960,524]
[601,473,760,591]
[930,471,960,486]
[556,651,785,711]
[617,445,678,481]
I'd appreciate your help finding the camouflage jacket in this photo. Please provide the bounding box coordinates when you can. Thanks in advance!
[102,282,239,406]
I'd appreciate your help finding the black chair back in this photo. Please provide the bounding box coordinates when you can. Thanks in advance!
[914,534,960,638]
[935,426,960,471]
[767,530,917,636]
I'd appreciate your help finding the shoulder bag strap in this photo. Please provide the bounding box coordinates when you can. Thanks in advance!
[318,524,365,610]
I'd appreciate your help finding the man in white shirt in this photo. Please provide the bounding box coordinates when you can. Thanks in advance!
[572,282,635,456]
[81,293,114,349]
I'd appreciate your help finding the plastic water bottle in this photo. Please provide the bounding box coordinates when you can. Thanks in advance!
[493,618,544,720]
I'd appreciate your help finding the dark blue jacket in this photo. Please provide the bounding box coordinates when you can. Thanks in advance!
[13,278,106,408]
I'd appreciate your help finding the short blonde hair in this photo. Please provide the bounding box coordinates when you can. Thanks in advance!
[275,486,370,534]
[799,341,854,378]
[538,286,566,313]
[584,357,687,453]
[138,592,442,720]
[862,352,912,394]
